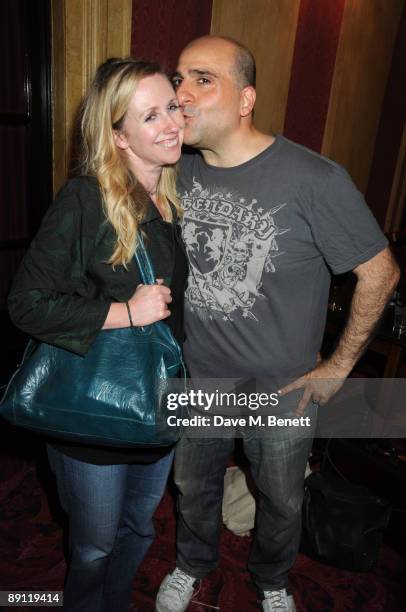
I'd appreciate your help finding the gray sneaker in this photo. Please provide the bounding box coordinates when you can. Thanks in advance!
[261,588,297,612]
[156,567,200,612]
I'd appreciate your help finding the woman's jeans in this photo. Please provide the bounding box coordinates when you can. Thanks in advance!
[47,445,174,612]
[174,404,316,591]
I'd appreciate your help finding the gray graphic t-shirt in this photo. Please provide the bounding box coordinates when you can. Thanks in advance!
[179,136,387,379]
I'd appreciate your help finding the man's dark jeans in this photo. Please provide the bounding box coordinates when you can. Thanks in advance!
[174,404,316,590]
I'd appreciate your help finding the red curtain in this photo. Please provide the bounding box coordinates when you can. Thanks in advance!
[366,4,406,228]
[131,0,213,73]
[284,0,346,152]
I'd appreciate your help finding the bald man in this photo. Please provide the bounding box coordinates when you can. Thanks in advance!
[156,36,399,612]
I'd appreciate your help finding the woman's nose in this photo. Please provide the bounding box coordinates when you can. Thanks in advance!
[163,113,181,132]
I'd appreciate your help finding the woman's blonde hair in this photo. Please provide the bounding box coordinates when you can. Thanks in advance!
[80,57,182,268]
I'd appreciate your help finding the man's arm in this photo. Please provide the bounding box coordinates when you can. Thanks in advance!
[279,246,400,415]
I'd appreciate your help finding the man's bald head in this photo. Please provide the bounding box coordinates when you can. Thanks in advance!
[182,35,256,90]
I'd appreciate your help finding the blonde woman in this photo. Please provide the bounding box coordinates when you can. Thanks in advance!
[8,58,187,612]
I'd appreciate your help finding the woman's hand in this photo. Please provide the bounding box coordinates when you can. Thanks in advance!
[127,278,172,326]
[102,280,172,329]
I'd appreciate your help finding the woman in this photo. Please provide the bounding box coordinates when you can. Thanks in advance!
[8,57,187,611]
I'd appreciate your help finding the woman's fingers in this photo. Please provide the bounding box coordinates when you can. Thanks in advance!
[128,282,172,325]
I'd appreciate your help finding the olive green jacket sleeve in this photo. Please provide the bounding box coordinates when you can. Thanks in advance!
[8,177,111,356]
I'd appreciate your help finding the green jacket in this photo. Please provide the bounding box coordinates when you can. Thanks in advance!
[8,176,185,356]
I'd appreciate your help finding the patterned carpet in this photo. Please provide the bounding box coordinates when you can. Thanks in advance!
[0,434,405,612]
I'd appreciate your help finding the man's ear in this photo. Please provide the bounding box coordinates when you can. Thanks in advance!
[113,130,129,150]
[240,86,256,118]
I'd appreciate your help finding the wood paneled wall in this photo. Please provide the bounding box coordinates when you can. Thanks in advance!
[366,3,406,232]
[386,124,406,232]
[51,0,404,228]
[210,0,404,205]
[51,0,132,194]
[211,0,301,135]
[321,0,404,193]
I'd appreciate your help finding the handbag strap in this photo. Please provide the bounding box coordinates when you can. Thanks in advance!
[133,233,156,285]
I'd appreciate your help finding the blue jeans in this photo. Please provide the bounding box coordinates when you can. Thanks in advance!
[174,404,316,591]
[47,445,174,612]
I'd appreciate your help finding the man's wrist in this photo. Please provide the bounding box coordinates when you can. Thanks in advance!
[322,352,353,377]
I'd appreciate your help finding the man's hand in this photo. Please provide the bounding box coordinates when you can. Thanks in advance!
[280,246,400,416]
[278,359,349,416]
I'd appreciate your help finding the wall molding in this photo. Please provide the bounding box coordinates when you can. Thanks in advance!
[51,0,132,194]
[385,123,406,233]
[321,0,404,193]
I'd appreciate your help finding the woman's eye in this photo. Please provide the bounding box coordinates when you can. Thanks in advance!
[145,114,156,122]
[168,103,180,112]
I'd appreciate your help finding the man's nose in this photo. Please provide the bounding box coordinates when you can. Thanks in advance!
[176,82,194,106]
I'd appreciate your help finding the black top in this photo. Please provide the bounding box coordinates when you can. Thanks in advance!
[8,176,188,465]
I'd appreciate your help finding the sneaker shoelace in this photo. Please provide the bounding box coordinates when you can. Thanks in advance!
[164,570,220,610]
[263,590,289,610]
[165,569,196,600]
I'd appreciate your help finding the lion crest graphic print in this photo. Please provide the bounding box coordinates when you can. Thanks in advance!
[181,177,290,322]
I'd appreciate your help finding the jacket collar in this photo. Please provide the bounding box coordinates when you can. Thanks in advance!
[140,199,162,225]
[140,199,179,225]
[87,174,170,225]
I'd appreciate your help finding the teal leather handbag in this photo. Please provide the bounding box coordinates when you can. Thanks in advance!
[0,236,184,447]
